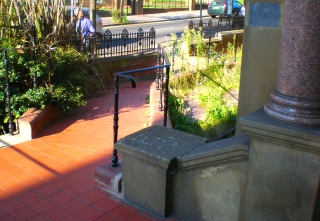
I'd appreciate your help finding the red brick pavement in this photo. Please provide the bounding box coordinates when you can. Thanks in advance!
[0,80,181,221]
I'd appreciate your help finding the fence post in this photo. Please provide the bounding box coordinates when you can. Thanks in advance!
[234,34,238,62]
[158,54,163,111]
[112,75,120,167]
[172,41,177,74]
[4,50,14,136]
[163,65,170,127]
[156,44,161,90]
[32,25,37,89]
[188,20,194,30]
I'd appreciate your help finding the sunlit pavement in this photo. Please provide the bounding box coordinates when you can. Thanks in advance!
[0,80,181,221]
[101,10,208,26]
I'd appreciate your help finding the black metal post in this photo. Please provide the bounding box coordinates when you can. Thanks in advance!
[112,73,136,167]
[158,66,163,111]
[77,24,82,52]
[234,34,238,62]
[32,25,37,89]
[200,0,202,20]
[158,51,164,110]
[163,66,170,127]
[112,76,119,167]
[4,50,14,136]
[172,41,176,74]
[156,45,161,90]
[207,37,212,64]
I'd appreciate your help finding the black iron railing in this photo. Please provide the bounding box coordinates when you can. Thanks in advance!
[112,45,170,167]
[82,27,156,57]
[189,15,244,38]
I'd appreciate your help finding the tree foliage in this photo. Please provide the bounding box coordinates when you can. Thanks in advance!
[0,0,76,44]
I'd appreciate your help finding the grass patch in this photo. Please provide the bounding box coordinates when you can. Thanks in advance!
[168,30,241,141]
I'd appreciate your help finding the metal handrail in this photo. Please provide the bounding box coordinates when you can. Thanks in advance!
[111,46,171,167]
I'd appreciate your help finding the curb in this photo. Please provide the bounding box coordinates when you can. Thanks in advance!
[102,15,210,27]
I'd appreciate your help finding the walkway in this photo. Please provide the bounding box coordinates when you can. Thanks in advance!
[0,80,180,220]
[0,9,207,220]
[101,10,209,26]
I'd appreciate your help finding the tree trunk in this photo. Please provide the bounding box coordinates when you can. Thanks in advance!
[90,0,96,30]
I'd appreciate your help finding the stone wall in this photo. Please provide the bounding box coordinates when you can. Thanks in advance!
[212,30,243,53]
[235,0,283,134]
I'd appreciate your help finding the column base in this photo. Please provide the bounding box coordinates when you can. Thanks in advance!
[264,90,320,126]
[240,107,320,221]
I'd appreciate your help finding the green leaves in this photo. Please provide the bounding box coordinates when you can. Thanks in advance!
[0,40,88,134]
[168,30,242,140]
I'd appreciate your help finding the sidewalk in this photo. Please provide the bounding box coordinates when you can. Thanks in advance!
[0,11,201,220]
[0,80,181,220]
[101,9,209,26]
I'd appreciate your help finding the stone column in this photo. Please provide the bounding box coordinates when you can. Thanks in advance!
[264,0,320,126]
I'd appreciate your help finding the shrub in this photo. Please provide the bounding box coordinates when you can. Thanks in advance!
[0,38,88,134]
[111,10,128,24]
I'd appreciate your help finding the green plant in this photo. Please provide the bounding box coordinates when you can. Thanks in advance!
[0,40,90,134]
[0,1,107,135]
[168,30,242,140]
[168,94,204,136]
[111,10,129,24]
[1,0,76,44]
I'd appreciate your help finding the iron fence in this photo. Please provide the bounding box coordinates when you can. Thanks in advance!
[189,15,244,38]
[82,27,156,57]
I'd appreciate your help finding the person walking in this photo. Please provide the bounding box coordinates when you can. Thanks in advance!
[76,9,95,38]
[75,9,96,52]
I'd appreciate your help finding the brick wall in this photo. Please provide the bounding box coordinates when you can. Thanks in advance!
[96,51,159,83]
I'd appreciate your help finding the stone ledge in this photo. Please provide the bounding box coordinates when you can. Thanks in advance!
[17,105,60,140]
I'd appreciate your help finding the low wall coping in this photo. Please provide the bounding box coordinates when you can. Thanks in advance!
[115,125,207,169]
[178,134,250,171]
[17,105,60,139]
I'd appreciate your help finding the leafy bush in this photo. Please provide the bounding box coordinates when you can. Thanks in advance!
[0,1,108,135]
[0,38,89,134]
[111,10,128,24]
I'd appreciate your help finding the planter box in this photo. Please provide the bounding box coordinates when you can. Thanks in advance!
[18,105,60,139]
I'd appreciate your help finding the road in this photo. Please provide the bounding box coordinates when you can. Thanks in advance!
[101,17,219,44]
